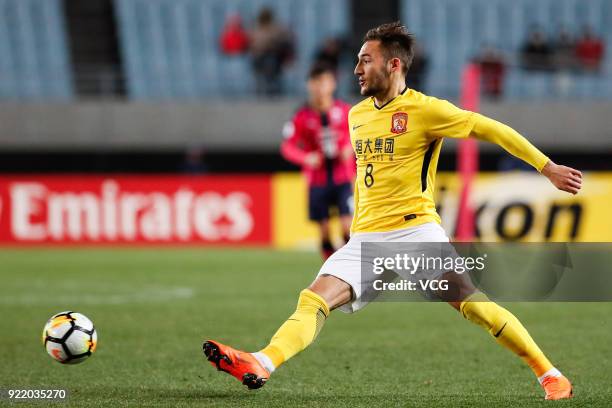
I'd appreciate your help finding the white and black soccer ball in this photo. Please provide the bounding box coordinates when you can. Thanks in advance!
[42,311,98,364]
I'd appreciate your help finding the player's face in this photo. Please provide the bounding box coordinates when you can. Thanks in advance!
[354,41,391,97]
[307,72,337,101]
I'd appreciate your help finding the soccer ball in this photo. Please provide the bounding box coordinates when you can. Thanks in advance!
[42,311,98,364]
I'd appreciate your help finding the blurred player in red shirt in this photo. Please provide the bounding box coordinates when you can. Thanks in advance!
[281,63,355,260]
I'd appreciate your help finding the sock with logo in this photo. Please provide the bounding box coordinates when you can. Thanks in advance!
[254,289,329,371]
[460,292,555,378]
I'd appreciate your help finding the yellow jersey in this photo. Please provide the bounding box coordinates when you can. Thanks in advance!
[348,87,549,233]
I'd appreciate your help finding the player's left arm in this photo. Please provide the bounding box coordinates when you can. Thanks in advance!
[423,97,582,195]
[470,113,583,195]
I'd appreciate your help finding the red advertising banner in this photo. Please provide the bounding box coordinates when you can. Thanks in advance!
[0,175,271,245]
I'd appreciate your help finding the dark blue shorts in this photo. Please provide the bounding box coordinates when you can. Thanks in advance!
[308,182,353,221]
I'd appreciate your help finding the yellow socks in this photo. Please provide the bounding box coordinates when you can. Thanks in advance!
[256,289,554,379]
[460,292,553,377]
[254,289,554,378]
[259,289,330,370]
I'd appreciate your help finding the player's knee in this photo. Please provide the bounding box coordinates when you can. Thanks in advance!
[440,270,478,303]
[307,275,352,310]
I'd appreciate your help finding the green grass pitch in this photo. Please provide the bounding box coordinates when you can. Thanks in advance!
[1,248,611,407]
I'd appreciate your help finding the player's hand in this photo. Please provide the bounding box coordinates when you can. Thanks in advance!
[541,161,582,195]
[304,152,322,168]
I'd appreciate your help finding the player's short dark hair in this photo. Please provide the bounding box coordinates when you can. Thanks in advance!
[363,21,415,75]
[308,62,336,79]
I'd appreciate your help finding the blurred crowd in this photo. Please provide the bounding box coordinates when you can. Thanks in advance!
[520,26,605,72]
[219,7,430,96]
[476,26,606,99]
[220,9,605,101]
[219,8,294,95]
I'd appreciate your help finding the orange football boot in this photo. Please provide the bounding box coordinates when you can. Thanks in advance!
[541,375,573,400]
[203,340,269,389]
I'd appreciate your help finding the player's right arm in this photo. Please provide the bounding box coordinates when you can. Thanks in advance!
[339,103,356,175]
[280,116,321,168]
[423,97,582,195]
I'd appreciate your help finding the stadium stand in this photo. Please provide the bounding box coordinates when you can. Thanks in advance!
[114,0,350,99]
[0,0,73,99]
[2,0,609,101]
[401,0,612,99]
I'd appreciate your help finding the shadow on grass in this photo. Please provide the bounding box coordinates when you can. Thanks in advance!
[78,383,563,407]
[154,388,254,400]
[73,385,253,405]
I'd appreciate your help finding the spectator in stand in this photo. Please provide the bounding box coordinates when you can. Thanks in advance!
[575,26,605,72]
[478,45,506,99]
[219,14,249,56]
[250,7,294,96]
[552,26,576,70]
[521,27,553,71]
[405,43,428,92]
[314,37,350,74]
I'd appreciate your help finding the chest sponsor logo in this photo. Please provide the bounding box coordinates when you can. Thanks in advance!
[355,138,394,155]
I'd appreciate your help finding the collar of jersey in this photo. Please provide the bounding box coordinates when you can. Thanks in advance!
[372,85,409,110]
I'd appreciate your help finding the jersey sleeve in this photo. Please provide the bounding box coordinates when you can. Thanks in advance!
[280,114,308,166]
[346,107,354,140]
[423,97,476,139]
[423,97,549,171]
[471,113,550,172]
[339,105,353,150]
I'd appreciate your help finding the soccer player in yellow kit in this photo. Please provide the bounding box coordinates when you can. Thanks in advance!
[203,22,582,400]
